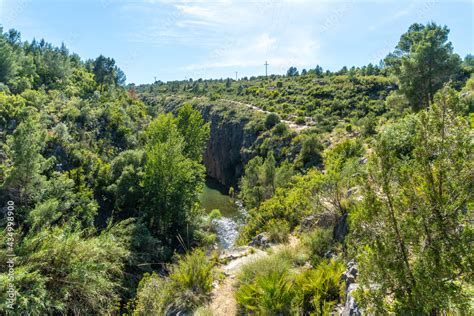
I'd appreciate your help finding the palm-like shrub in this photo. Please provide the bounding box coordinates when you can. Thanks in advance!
[236,271,294,314]
[293,259,345,314]
[236,248,344,315]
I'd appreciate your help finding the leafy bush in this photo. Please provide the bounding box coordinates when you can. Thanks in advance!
[237,270,294,314]
[238,251,292,284]
[133,249,215,314]
[236,251,295,314]
[265,112,280,129]
[239,170,323,244]
[0,227,128,315]
[265,218,290,243]
[208,209,222,220]
[295,116,306,125]
[324,138,363,171]
[268,244,309,267]
[295,134,323,168]
[301,228,334,266]
[359,113,377,136]
[272,122,289,136]
[133,273,174,315]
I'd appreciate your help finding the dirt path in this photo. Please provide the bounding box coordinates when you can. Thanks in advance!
[208,237,300,315]
[208,246,267,315]
[220,99,314,132]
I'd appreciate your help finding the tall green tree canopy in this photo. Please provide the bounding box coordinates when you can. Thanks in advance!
[0,30,16,84]
[143,112,207,248]
[385,22,461,110]
[92,55,126,89]
[351,86,473,313]
[176,103,210,162]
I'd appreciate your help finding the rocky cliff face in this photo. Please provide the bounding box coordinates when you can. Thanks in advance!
[198,104,258,189]
[161,99,261,189]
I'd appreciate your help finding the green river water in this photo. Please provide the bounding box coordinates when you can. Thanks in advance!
[199,178,244,248]
[199,178,239,218]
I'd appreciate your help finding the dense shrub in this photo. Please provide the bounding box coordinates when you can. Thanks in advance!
[265,218,290,243]
[0,227,129,315]
[133,249,215,314]
[236,249,344,315]
[295,134,323,168]
[293,260,345,314]
[301,228,334,266]
[295,116,306,125]
[272,122,289,136]
[264,112,281,129]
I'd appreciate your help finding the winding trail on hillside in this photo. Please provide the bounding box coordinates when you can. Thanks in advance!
[220,99,314,132]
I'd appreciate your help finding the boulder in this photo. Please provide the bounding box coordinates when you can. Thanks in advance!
[333,213,349,242]
[324,250,336,259]
[341,260,361,316]
[342,283,361,316]
[341,260,358,290]
[249,232,270,248]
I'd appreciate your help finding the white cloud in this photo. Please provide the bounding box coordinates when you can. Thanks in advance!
[175,4,218,21]
[185,31,320,71]
[122,0,337,75]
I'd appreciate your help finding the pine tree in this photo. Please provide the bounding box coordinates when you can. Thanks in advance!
[351,86,473,313]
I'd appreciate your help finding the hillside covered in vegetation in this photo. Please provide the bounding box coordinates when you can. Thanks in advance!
[0,21,473,315]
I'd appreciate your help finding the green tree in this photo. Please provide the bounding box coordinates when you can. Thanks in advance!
[176,103,210,162]
[33,45,73,89]
[106,150,145,219]
[92,55,126,90]
[0,31,16,84]
[240,152,293,209]
[385,23,461,110]
[1,111,47,208]
[314,65,323,77]
[239,156,264,208]
[351,86,473,313]
[287,66,299,77]
[143,114,205,247]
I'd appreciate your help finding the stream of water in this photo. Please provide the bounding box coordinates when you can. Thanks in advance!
[199,178,246,249]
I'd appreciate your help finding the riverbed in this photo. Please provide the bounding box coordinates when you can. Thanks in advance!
[199,178,246,249]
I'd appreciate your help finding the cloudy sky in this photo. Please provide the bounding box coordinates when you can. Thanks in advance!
[1,0,472,83]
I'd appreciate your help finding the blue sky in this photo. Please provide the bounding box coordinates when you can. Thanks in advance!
[0,0,472,84]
